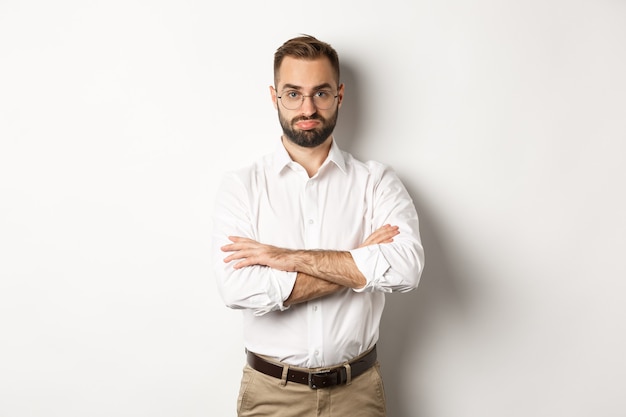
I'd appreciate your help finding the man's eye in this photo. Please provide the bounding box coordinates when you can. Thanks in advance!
[286,91,300,99]
[315,91,330,98]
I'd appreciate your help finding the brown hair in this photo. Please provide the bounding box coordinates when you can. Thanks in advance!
[273,35,340,86]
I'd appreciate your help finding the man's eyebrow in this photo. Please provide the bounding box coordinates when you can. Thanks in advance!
[280,83,334,91]
[281,83,302,91]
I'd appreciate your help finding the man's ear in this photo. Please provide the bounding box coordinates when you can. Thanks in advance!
[270,86,278,109]
[337,83,345,108]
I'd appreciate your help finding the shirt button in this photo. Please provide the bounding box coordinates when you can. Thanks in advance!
[312,306,318,312]
[314,350,319,356]
[308,219,314,225]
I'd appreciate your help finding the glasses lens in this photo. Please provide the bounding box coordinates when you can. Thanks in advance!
[281,92,301,110]
[313,91,336,110]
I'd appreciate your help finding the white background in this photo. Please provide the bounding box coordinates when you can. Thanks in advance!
[1,1,625,416]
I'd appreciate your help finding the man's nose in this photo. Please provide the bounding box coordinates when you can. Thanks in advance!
[300,96,317,116]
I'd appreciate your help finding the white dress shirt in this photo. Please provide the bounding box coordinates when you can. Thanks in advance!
[211,138,424,367]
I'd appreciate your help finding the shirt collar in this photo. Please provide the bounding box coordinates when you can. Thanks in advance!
[272,137,347,175]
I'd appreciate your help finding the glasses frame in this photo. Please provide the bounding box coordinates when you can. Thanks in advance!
[276,90,339,110]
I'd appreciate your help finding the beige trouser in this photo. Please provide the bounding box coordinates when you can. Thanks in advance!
[237,362,387,417]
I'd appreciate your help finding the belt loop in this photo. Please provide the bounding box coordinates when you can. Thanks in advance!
[280,364,289,386]
[343,363,352,386]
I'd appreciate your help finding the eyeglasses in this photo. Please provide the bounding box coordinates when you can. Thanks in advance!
[277,90,338,110]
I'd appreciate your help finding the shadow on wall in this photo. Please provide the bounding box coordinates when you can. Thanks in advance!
[336,59,466,415]
[334,59,364,157]
[378,183,468,417]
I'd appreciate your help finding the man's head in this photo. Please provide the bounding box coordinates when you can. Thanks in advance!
[271,35,344,148]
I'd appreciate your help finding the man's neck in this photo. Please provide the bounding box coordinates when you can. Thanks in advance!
[282,136,333,177]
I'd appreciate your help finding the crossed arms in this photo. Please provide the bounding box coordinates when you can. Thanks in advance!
[220,224,400,306]
[212,164,424,315]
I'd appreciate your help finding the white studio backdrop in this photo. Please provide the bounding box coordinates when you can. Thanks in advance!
[1,1,625,416]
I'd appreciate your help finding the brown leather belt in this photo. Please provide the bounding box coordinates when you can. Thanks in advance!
[246,345,377,389]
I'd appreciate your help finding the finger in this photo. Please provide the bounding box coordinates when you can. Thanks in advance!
[227,236,256,244]
[374,224,398,233]
[227,256,261,269]
[221,243,248,252]
[223,253,238,263]
[232,259,253,269]
[223,250,252,263]
[369,226,398,241]
[380,228,400,240]
[221,244,235,252]
[221,239,260,252]
[379,225,399,235]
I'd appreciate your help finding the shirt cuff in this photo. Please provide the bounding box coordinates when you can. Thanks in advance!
[254,270,298,316]
[349,245,392,293]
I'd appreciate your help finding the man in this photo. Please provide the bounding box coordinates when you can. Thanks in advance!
[211,35,424,416]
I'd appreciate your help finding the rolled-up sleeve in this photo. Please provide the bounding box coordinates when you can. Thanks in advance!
[211,172,297,316]
[349,164,425,293]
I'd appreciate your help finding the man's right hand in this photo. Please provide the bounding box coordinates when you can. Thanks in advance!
[359,224,399,248]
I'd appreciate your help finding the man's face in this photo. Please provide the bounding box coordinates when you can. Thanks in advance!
[271,57,344,148]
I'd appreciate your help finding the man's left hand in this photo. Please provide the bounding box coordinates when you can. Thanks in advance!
[221,237,297,271]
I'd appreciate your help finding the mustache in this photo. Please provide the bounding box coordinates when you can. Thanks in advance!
[292,115,323,123]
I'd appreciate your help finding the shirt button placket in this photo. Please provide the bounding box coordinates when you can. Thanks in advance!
[304,179,323,366]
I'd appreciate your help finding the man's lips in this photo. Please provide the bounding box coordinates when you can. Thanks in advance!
[295,119,321,130]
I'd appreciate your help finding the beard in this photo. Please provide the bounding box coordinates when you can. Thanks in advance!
[278,108,338,148]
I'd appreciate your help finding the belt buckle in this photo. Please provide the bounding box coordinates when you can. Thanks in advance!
[308,370,334,389]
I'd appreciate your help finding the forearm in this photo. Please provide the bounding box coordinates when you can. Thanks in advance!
[284,272,344,306]
[291,250,367,289]
[222,238,367,288]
